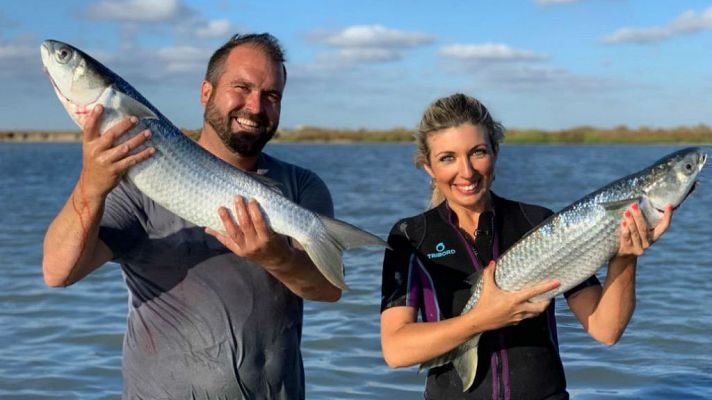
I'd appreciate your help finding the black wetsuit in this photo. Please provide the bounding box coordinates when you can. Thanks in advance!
[381,193,599,400]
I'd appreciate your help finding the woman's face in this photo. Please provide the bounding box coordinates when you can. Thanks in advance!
[424,123,496,212]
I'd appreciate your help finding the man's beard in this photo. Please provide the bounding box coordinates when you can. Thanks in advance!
[204,96,276,157]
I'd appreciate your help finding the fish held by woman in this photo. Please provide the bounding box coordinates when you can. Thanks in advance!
[40,39,387,290]
[421,146,707,391]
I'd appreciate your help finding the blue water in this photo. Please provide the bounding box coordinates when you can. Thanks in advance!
[1,143,710,399]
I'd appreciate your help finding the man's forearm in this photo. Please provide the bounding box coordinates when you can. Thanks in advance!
[42,183,108,287]
[265,249,342,302]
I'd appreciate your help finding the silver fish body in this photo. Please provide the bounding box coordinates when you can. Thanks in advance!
[422,147,707,391]
[40,39,387,290]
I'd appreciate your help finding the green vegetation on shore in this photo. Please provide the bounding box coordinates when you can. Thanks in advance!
[3,124,712,144]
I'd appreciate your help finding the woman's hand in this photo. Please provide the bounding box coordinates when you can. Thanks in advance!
[616,203,673,259]
[466,261,560,330]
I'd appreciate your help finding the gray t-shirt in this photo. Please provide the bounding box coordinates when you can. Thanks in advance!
[98,152,334,400]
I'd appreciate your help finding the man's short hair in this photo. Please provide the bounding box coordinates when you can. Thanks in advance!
[204,33,287,86]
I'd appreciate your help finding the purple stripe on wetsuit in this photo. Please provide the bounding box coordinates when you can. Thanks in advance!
[491,351,498,399]
[406,254,441,322]
[416,258,440,322]
[405,256,421,309]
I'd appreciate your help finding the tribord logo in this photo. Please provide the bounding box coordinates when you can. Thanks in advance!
[427,242,456,259]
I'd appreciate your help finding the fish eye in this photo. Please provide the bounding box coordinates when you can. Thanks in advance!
[56,46,72,64]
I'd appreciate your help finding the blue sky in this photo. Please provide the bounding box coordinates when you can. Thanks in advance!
[2,0,712,131]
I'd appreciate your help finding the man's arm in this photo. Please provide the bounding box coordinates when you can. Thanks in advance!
[42,106,154,287]
[205,196,342,302]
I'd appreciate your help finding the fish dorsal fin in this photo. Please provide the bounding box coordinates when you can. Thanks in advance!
[249,171,283,194]
[600,197,640,216]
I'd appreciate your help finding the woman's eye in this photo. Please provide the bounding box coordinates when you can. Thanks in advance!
[439,155,454,162]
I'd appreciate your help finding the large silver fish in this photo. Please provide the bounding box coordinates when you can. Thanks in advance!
[422,147,707,391]
[40,39,387,290]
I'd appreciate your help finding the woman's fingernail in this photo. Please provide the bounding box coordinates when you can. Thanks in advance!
[625,210,632,218]
[632,203,639,211]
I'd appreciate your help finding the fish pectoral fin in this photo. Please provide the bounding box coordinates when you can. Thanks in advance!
[600,197,641,215]
[454,344,480,392]
[112,90,159,120]
[464,271,483,287]
[419,333,482,392]
[248,172,284,194]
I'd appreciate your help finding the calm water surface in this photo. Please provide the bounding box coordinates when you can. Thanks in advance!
[0,143,710,399]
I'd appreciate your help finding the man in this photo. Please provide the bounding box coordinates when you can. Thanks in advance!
[42,33,340,399]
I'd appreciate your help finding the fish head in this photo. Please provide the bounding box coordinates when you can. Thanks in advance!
[40,40,113,128]
[40,40,159,135]
[641,147,707,225]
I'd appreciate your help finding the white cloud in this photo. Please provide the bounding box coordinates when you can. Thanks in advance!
[155,45,211,73]
[440,43,548,62]
[85,0,184,22]
[306,25,434,67]
[0,42,38,78]
[442,60,628,94]
[318,25,435,48]
[194,19,233,39]
[0,43,35,59]
[601,6,712,44]
[316,48,401,66]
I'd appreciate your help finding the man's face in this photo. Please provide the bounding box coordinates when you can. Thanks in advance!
[203,45,285,157]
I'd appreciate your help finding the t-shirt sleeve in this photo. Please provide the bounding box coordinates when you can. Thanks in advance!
[381,220,418,312]
[294,170,334,218]
[98,181,147,260]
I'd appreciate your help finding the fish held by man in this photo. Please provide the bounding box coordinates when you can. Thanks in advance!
[421,146,707,391]
[40,39,387,290]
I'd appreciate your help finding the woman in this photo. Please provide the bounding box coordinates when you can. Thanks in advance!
[380,93,672,399]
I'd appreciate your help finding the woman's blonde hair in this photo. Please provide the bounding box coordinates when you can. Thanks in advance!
[415,93,505,208]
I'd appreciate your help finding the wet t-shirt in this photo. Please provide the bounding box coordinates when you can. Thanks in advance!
[99,152,333,400]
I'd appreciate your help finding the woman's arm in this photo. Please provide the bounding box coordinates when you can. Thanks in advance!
[568,203,673,345]
[381,262,559,368]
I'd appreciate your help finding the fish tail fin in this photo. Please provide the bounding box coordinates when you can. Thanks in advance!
[419,333,482,391]
[302,215,388,290]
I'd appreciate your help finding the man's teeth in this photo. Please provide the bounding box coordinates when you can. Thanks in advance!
[235,117,258,128]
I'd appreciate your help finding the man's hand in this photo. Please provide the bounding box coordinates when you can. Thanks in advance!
[79,105,154,200]
[205,196,296,271]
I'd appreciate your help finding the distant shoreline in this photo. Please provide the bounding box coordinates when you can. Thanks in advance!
[2,125,712,144]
